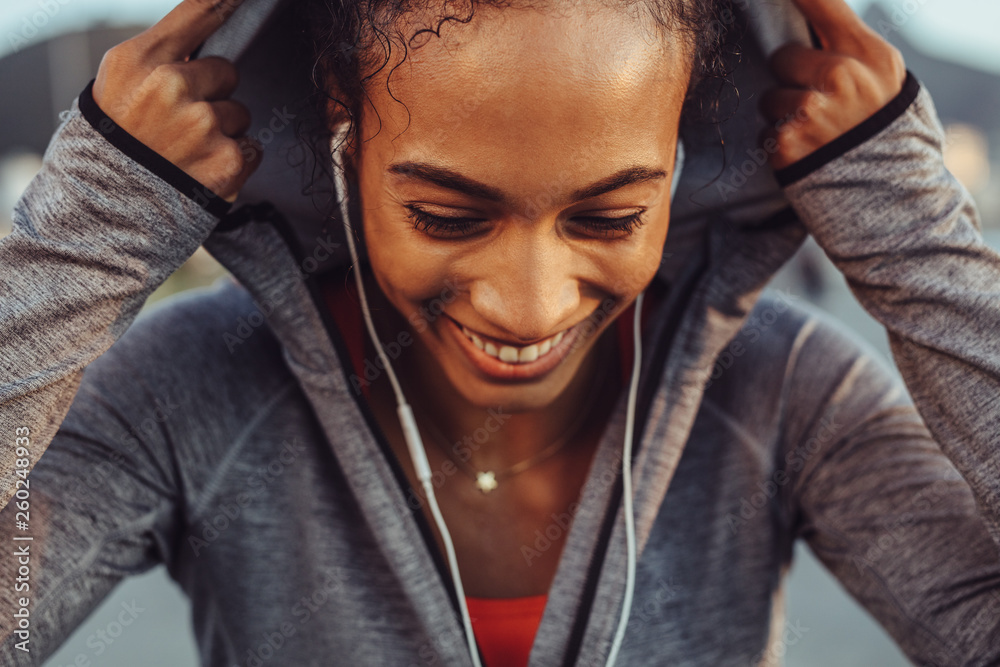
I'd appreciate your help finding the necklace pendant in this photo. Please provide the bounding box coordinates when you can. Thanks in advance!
[475,471,498,493]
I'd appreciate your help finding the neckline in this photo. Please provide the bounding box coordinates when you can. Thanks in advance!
[466,593,548,600]
[318,267,670,662]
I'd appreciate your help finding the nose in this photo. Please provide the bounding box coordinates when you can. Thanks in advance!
[468,229,581,343]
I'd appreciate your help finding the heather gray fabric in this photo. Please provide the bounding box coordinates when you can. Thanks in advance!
[3,32,1000,667]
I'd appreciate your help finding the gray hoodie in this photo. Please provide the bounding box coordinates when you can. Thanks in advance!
[2,2,1000,666]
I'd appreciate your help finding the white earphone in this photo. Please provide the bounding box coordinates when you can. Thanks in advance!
[330,123,684,666]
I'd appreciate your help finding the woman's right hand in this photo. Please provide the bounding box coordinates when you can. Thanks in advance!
[92,0,263,203]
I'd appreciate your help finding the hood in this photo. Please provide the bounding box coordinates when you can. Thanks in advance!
[195,0,810,660]
[196,0,808,352]
[196,0,807,274]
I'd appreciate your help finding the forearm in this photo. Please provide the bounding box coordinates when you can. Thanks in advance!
[0,84,223,510]
[781,76,1000,546]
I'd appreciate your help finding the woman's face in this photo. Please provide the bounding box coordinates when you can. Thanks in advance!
[345,4,692,412]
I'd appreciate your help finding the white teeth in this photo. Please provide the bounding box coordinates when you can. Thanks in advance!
[518,344,539,363]
[460,322,568,364]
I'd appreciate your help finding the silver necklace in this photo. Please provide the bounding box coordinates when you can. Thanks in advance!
[419,350,613,494]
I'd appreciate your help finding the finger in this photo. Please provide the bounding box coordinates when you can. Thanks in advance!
[758,87,822,125]
[136,0,245,63]
[211,99,252,138]
[758,125,779,148]
[181,56,240,101]
[768,43,848,92]
[224,136,265,202]
[758,125,795,171]
[790,0,872,54]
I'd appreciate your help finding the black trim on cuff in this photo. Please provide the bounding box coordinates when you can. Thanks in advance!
[77,78,233,219]
[774,70,922,188]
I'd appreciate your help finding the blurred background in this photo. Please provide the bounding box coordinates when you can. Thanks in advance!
[1,0,998,665]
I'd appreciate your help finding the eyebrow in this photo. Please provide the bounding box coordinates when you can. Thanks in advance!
[387,161,667,207]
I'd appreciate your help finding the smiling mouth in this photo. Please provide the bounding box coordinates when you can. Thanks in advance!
[457,323,569,364]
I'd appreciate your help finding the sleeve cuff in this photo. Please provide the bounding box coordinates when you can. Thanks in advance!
[773,70,923,188]
[77,78,233,219]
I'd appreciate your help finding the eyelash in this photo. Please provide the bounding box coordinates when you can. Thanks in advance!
[404,206,646,238]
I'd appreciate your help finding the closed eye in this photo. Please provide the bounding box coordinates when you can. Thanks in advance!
[404,205,646,239]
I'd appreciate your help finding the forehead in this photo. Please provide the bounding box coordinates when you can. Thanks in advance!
[355,5,692,181]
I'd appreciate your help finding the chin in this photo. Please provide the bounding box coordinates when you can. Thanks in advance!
[445,357,584,413]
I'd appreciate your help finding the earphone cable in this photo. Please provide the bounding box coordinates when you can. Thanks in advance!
[331,124,483,667]
[604,289,643,667]
[331,123,650,667]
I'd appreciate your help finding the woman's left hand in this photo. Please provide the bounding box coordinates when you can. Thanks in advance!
[759,0,908,170]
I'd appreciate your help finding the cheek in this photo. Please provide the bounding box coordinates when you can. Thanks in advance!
[600,232,667,300]
[365,218,456,318]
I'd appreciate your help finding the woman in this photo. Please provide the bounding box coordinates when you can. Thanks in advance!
[2,0,999,664]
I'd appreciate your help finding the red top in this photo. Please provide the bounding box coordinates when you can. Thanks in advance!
[320,271,658,666]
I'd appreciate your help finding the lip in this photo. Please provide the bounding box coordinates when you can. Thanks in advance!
[444,316,581,381]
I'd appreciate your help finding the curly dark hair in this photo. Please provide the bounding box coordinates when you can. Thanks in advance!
[288,0,739,220]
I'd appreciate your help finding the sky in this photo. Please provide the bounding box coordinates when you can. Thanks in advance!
[1,0,999,72]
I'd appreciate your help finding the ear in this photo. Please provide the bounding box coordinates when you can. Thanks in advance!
[330,116,360,176]
[325,90,360,161]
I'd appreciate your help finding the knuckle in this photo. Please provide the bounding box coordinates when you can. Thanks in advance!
[799,91,822,115]
[212,56,239,80]
[150,63,191,99]
[226,100,252,125]
[242,137,264,165]
[774,122,799,144]
[197,55,240,91]
[886,46,907,80]
[218,141,246,176]
[99,44,129,72]
[819,59,857,95]
[188,101,220,134]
